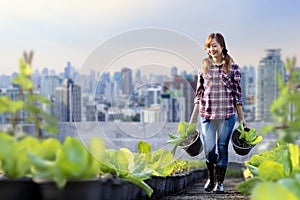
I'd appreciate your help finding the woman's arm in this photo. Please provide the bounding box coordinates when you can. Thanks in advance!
[189,104,199,123]
[236,104,247,127]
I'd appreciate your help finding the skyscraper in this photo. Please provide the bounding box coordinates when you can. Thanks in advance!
[163,75,196,122]
[121,67,133,96]
[255,49,284,122]
[64,62,76,81]
[41,75,61,115]
[54,79,81,122]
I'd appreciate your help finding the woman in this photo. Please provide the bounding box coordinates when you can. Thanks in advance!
[190,33,247,193]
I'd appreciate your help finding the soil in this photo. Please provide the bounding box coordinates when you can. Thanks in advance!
[179,130,198,147]
[231,130,252,148]
[160,177,250,200]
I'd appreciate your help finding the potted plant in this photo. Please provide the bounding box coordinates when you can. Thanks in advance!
[231,121,263,155]
[0,53,59,200]
[167,122,203,157]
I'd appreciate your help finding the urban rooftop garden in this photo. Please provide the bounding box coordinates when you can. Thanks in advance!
[0,54,300,200]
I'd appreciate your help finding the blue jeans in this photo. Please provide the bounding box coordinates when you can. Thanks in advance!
[200,115,235,166]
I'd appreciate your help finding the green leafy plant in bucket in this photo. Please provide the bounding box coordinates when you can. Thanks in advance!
[237,121,263,145]
[167,122,197,155]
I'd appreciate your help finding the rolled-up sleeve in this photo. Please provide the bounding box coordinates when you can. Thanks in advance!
[232,65,243,105]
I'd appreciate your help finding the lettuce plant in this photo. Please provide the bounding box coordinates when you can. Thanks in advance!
[89,139,154,197]
[0,133,39,178]
[237,121,263,145]
[237,143,300,195]
[137,141,175,176]
[28,136,99,188]
[167,122,197,155]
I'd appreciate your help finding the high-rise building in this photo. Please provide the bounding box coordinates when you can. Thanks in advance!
[240,70,247,107]
[171,66,178,78]
[121,68,133,96]
[32,69,41,90]
[41,75,61,99]
[241,66,256,105]
[163,75,196,122]
[146,85,162,107]
[161,94,184,122]
[41,75,61,115]
[64,62,76,81]
[54,79,81,122]
[0,75,11,88]
[134,69,142,87]
[141,104,165,123]
[255,49,284,122]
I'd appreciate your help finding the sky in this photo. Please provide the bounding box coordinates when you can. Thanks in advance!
[0,0,299,76]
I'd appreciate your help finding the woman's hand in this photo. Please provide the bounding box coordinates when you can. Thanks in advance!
[236,105,247,127]
[241,118,247,128]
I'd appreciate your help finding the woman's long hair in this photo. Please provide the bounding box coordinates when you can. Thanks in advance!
[203,33,233,74]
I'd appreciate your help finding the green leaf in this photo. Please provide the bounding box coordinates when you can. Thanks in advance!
[248,135,263,145]
[186,123,196,135]
[178,121,188,137]
[0,96,24,113]
[120,148,135,170]
[168,132,178,140]
[138,141,151,154]
[19,58,32,76]
[12,75,33,90]
[288,144,300,174]
[246,164,259,177]
[26,95,51,104]
[251,182,298,200]
[236,177,262,194]
[121,175,153,197]
[278,177,300,199]
[0,134,39,178]
[258,160,286,181]
[261,124,274,134]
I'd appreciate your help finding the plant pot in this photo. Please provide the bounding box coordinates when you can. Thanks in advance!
[179,130,203,157]
[147,176,166,199]
[0,177,42,200]
[231,128,255,156]
[38,179,102,200]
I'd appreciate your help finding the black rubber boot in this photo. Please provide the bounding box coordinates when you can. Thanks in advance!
[214,165,227,194]
[204,161,215,192]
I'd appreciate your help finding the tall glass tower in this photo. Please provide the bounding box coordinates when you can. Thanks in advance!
[255,49,284,122]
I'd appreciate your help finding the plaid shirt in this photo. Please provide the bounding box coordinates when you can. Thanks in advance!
[194,63,243,119]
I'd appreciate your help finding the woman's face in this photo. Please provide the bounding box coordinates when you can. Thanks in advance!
[207,38,223,60]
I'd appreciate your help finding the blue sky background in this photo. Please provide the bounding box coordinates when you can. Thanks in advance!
[0,0,299,75]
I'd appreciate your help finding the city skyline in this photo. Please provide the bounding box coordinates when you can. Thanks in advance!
[1,0,299,75]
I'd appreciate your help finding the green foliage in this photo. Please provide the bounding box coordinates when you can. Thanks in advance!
[0,96,24,113]
[0,133,39,178]
[28,136,99,188]
[237,143,300,195]
[89,139,154,197]
[251,181,298,200]
[167,121,197,155]
[172,160,189,175]
[0,57,58,136]
[239,57,300,200]
[237,121,263,145]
